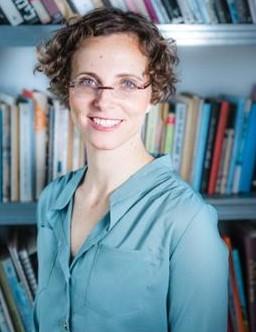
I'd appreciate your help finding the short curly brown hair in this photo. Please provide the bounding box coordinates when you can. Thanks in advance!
[35,7,179,106]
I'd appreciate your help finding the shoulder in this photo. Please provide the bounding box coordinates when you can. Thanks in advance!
[157,171,218,249]
[36,167,84,226]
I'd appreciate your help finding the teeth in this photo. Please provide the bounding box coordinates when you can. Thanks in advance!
[92,117,122,127]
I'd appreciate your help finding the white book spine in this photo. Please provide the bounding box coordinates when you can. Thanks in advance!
[19,102,33,202]
[69,0,94,15]
[0,0,24,25]
[172,102,187,173]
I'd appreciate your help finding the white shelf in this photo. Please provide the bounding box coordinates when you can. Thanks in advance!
[0,24,256,47]
[159,24,256,46]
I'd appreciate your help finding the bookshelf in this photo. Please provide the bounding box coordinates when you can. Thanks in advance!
[0,15,256,332]
[0,24,256,47]
[0,24,255,225]
[0,195,255,226]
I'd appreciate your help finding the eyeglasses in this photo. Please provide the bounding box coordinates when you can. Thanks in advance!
[69,76,151,99]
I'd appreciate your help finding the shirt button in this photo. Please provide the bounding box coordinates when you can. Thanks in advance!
[63,321,69,331]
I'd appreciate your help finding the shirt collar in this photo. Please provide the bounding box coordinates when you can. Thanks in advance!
[52,154,174,227]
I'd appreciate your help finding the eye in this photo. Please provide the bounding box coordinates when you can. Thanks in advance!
[120,79,138,90]
[77,77,98,88]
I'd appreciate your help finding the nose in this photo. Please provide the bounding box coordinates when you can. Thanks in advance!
[93,87,116,107]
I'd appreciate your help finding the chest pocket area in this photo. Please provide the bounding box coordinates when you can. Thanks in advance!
[37,225,58,292]
[84,244,160,318]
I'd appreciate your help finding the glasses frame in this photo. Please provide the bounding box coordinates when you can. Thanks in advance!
[68,79,151,96]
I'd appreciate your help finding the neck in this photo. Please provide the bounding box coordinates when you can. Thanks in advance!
[79,136,154,202]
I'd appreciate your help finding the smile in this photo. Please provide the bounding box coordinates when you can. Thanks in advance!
[91,118,122,128]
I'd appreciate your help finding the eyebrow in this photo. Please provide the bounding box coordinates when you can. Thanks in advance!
[74,72,145,82]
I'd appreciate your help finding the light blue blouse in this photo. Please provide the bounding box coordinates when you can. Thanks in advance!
[33,153,228,332]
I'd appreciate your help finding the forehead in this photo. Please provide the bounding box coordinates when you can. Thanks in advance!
[71,33,149,78]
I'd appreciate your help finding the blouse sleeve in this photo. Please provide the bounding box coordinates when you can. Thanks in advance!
[168,203,229,332]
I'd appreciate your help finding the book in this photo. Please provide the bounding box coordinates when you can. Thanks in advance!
[53,0,76,20]
[219,103,236,194]
[161,0,183,23]
[200,99,220,193]
[0,6,10,24]
[0,93,19,202]
[227,221,256,332]
[178,94,201,182]
[0,0,23,25]
[232,248,250,331]
[68,0,94,15]
[31,90,49,200]
[29,0,52,24]
[171,100,187,173]
[0,285,15,332]
[207,100,230,195]
[232,99,252,193]
[7,233,34,303]
[19,248,37,297]
[0,257,32,332]
[0,256,25,332]
[213,0,232,23]
[11,0,41,24]
[226,97,246,194]
[222,236,247,332]
[238,103,256,193]
[234,0,253,23]
[190,100,211,192]
[0,102,11,203]
[40,0,63,23]
[143,0,160,23]
[247,0,256,22]
[18,96,36,202]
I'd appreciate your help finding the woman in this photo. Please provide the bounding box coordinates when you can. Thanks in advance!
[33,7,228,332]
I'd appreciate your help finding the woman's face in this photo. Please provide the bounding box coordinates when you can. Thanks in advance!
[69,33,152,151]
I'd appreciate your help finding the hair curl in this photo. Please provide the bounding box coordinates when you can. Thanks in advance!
[35,7,179,106]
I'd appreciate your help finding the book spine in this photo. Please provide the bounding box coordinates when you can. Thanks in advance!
[200,101,220,193]
[40,0,63,22]
[142,0,159,23]
[68,0,94,15]
[234,0,253,23]
[239,103,256,192]
[208,100,230,195]
[226,0,240,23]
[1,258,33,332]
[29,0,51,24]
[19,249,37,297]
[11,0,40,24]
[247,0,256,23]
[0,0,24,25]
[191,101,211,192]
[0,6,10,23]
[0,104,11,202]
[165,0,183,23]
[213,0,232,23]
[0,286,15,332]
[0,110,2,202]
[172,102,187,173]
[226,98,245,193]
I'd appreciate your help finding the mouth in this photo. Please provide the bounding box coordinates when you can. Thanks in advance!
[88,116,124,130]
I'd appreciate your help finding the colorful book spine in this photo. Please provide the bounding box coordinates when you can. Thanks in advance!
[191,101,211,192]
[226,97,245,194]
[208,100,230,195]
[172,101,187,173]
[239,103,256,192]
